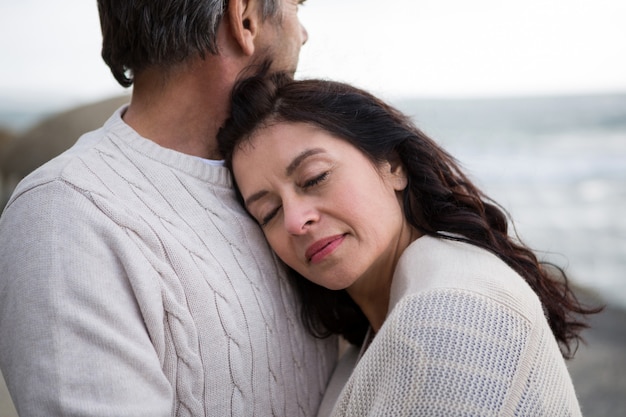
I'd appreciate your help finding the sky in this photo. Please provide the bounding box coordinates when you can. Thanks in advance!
[1,0,625,110]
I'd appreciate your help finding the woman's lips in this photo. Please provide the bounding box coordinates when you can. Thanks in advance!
[305,234,346,264]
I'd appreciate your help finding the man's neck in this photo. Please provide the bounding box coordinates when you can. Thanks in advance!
[123,60,235,160]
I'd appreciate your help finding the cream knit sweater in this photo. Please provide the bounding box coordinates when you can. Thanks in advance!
[325,236,582,417]
[0,107,336,416]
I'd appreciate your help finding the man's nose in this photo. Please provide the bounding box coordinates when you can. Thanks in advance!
[300,23,308,45]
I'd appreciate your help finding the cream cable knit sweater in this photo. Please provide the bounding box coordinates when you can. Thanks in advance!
[0,107,336,416]
[326,236,582,417]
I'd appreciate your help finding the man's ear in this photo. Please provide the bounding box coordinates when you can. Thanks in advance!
[227,0,261,56]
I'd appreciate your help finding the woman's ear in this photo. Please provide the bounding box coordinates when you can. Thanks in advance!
[382,155,409,191]
[227,0,261,56]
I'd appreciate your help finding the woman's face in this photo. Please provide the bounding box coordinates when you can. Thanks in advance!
[232,121,418,293]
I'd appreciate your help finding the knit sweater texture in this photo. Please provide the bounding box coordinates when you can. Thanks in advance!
[326,236,582,417]
[0,107,336,416]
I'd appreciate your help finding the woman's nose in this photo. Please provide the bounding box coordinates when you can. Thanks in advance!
[284,199,318,235]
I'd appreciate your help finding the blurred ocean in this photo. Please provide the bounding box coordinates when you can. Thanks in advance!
[396,93,626,309]
[1,93,625,308]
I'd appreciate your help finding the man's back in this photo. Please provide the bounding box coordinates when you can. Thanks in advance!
[0,108,336,415]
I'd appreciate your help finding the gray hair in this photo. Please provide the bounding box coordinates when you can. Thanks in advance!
[97,0,280,87]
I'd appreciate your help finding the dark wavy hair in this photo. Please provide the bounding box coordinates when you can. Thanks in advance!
[97,0,280,87]
[217,69,601,358]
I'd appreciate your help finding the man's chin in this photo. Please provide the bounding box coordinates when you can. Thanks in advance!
[283,67,297,77]
[269,61,297,77]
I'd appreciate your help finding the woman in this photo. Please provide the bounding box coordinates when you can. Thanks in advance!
[217,71,599,416]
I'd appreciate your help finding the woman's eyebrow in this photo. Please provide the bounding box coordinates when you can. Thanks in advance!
[286,148,325,176]
[244,190,268,208]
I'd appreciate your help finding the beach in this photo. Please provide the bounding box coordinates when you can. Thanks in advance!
[567,291,626,416]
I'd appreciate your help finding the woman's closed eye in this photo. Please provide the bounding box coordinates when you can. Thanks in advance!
[255,171,330,227]
[302,171,329,189]
[259,205,281,227]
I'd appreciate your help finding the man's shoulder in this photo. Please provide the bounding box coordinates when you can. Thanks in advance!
[7,127,110,196]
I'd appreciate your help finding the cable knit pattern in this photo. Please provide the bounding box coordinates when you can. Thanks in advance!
[327,236,582,417]
[0,106,336,417]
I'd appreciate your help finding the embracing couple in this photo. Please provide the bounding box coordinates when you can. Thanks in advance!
[0,1,597,416]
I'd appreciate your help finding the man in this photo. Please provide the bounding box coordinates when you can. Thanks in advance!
[0,1,337,415]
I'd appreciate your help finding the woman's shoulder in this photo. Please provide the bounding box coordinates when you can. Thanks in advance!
[389,235,542,322]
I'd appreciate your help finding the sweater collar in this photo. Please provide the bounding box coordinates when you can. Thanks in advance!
[102,105,233,188]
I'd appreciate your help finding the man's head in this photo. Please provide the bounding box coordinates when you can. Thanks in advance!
[97,0,306,87]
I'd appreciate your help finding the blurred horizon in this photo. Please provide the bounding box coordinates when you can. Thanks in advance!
[2,89,625,135]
